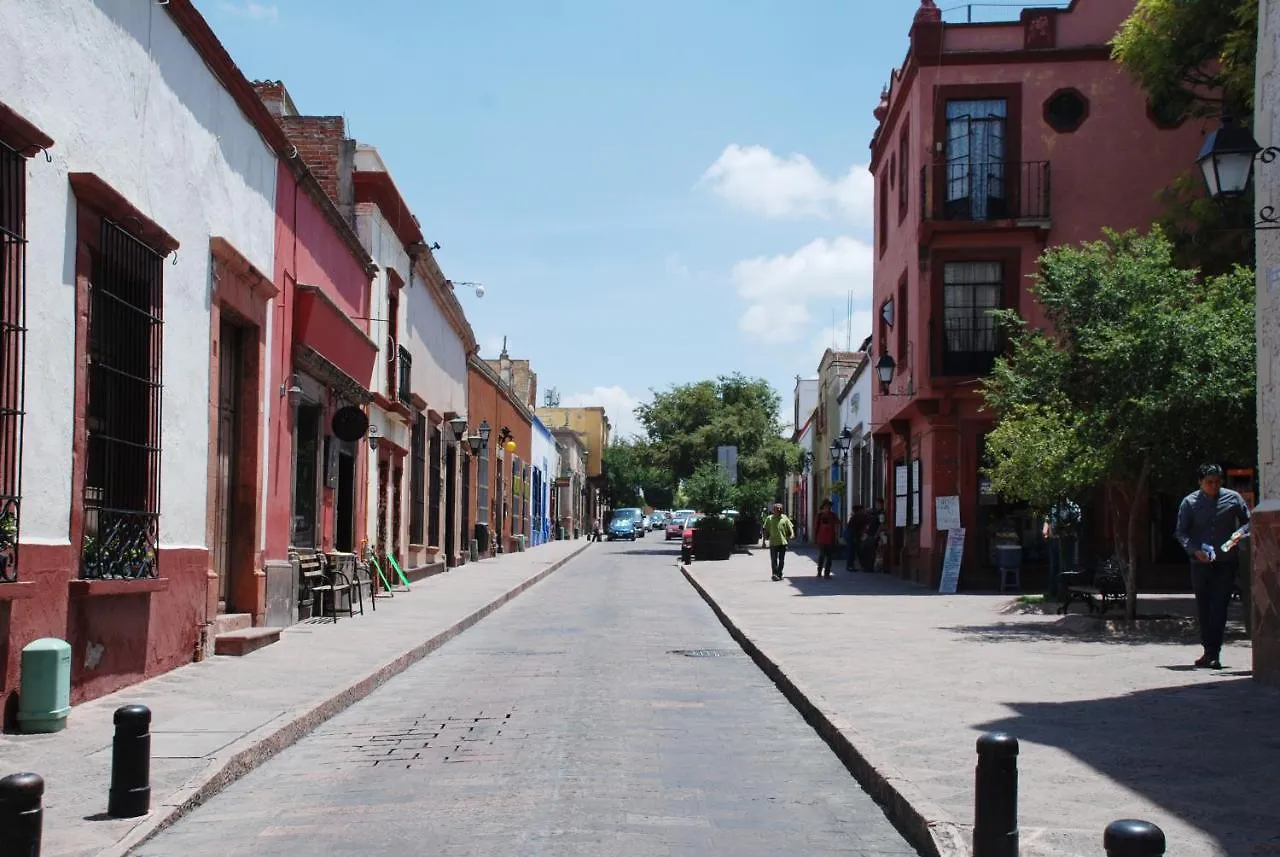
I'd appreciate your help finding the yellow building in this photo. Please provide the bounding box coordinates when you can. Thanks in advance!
[535,407,611,479]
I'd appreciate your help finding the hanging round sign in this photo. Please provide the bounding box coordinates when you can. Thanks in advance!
[331,406,369,442]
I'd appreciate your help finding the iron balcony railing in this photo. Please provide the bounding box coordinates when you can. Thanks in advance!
[921,160,1050,223]
[397,345,412,404]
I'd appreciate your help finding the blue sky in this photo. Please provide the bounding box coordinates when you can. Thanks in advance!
[203,0,1052,438]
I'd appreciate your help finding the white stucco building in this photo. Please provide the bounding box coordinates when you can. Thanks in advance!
[837,355,876,514]
[347,143,475,571]
[791,412,816,540]
[0,0,279,699]
[530,416,556,546]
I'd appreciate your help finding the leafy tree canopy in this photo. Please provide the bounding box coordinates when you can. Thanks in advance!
[982,228,1255,615]
[683,462,737,517]
[602,438,674,510]
[1112,0,1258,118]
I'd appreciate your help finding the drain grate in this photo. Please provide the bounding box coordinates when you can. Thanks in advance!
[668,649,739,658]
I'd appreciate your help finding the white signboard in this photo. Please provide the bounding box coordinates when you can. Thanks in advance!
[938,528,965,594]
[894,465,908,526]
[717,445,738,484]
[935,496,961,531]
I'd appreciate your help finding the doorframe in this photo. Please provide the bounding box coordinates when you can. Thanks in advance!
[206,241,273,627]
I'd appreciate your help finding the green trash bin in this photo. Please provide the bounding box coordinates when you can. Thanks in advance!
[18,637,72,733]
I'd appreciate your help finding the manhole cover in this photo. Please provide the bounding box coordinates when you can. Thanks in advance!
[668,649,738,658]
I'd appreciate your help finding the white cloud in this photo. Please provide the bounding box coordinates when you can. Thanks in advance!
[561,386,644,441]
[699,144,873,225]
[218,1,280,21]
[664,253,691,280]
[730,236,873,343]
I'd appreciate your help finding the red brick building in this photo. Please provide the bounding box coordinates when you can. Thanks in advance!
[466,355,534,556]
[869,0,1203,586]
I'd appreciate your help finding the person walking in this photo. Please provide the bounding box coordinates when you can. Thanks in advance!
[813,500,840,578]
[845,505,868,572]
[1175,463,1251,669]
[860,503,883,572]
[763,502,795,581]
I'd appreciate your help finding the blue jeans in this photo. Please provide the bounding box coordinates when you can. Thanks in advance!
[1191,561,1238,658]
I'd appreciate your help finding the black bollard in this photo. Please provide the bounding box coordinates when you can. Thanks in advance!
[973,732,1019,857]
[107,704,152,818]
[1104,820,1166,857]
[0,771,45,857]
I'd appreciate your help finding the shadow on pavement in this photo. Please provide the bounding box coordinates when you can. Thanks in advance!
[976,678,1280,855]
[941,619,1250,645]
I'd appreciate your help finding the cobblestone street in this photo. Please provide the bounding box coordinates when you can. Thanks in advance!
[130,538,915,857]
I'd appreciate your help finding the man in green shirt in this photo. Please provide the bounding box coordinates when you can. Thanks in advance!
[763,503,795,581]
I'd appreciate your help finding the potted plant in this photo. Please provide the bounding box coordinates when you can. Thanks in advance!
[684,463,737,561]
[0,509,16,580]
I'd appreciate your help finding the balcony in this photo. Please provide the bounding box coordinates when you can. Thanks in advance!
[921,161,1050,224]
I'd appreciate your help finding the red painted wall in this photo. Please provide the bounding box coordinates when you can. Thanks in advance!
[868,1,1204,583]
[264,163,374,563]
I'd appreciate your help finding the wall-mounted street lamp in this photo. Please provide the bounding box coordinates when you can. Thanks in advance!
[876,353,896,386]
[448,415,468,442]
[368,424,380,451]
[447,280,486,298]
[1197,115,1280,228]
[279,373,303,405]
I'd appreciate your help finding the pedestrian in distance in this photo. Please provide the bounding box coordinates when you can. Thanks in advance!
[861,502,883,572]
[764,502,795,581]
[845,504,868,572]
[591,518,602,542]
[813,499,839,578]
[1174,463,1251,670]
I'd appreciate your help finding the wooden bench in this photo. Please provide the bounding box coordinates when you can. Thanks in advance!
[291,548,351,621]
[1058,558,1126,615]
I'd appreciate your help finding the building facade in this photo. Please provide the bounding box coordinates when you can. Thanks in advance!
[530,417,556,546]
[466,355,534,555]
[0,0,284,707]
[536,407,611,529]
[812,350,862,525]
[789,413,816,540]
[838,351,877,516]
[1253,0,1280,688]
[551,427,590,538]
[869,0,1204,586]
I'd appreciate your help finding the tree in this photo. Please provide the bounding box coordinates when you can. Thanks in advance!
[982,228,1256,618]
[683,462,736,518]
[635,373,799,519]
[602,438,674,510]
[1112,0,1258,118]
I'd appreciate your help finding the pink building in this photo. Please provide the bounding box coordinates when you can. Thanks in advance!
[868,0,1203,586]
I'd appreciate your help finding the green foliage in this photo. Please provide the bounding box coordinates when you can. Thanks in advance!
[982,227,1256,614]
[636,373,795,485]
[602,438,674,510]
[981,403,1106,517]
[1112,0,1258,117]
[1154,170,1256,275]
[683,462,736,516]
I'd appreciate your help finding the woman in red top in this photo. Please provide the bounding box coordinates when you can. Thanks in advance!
[814,499,839,578]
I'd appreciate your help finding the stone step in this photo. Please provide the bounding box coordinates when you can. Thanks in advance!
[214,627,282,657]
[212,613,252,635]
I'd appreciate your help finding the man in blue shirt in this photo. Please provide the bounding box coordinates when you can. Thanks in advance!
[1174,464,1251,669]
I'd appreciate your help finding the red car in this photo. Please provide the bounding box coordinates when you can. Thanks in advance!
[665,514,692,540]
[680,515,704,563]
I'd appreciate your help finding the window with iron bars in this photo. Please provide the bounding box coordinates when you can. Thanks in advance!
[428,423,442,545]
[397,345,411,404]
[476,443,490,525]
[82,220,163,579]
[408,412,426,544]
[0,141,29,583]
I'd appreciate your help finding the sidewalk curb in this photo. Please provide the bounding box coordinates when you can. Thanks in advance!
[101,543,592,857]
[679,562,969,857]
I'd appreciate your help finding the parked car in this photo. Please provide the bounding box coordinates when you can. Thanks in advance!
[607,515,637,541]
[680,514,704,563]
[665,514,689,540]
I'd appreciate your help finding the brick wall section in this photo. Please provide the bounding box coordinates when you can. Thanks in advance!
[279,116,347,209]
[252,80,288,117]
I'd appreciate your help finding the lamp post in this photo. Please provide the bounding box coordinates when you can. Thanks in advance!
[448,416,467,443]
[876,353,896,386]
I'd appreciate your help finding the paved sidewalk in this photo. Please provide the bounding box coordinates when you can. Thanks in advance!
[681,547,1280,857]
[0,539,591,857]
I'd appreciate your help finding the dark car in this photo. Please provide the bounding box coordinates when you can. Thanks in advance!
[607,516,637,541]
